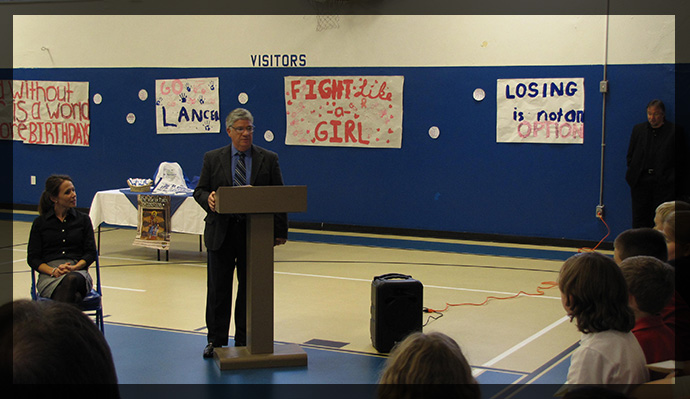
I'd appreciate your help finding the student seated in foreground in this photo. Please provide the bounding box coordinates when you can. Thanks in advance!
[619,256,675,368]
[611,225,689,361]
[654,200,690,232]
[1,299,119,392]
[558,252,648,394]
[663,210,690,269]
[613,227,668,264]
[377,331,480,399]
[661,210,690,360]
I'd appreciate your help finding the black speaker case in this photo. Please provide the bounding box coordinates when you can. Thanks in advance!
[370,274,423,353]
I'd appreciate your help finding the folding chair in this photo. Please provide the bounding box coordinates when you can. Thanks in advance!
[30,255,105,334]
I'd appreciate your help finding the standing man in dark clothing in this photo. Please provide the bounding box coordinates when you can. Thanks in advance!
[626,99,684,228]
[194,108,288,359]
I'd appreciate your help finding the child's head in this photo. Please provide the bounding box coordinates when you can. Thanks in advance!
[663,210,690,261]
[619,256,674,317]
[378,332,480,399]
[613,227,667,264]
[558,252,635,334]
[655,200,690,231]
[379,331,476,384]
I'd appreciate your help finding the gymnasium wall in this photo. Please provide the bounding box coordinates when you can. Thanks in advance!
[9,14,679,243]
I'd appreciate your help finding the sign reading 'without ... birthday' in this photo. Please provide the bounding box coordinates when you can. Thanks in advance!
[496,78,585,144]
[156,77,220,134]
[284,76,404,148]
[2,80,90,146]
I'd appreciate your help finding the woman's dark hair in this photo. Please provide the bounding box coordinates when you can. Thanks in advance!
[37,175,73,215]
[559,252,635,334]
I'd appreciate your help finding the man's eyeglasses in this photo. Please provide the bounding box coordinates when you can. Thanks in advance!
[231,125,255,134]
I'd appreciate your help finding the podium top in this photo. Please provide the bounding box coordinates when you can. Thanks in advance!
[215,185,307,214]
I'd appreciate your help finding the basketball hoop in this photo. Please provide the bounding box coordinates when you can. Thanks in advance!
[308,0,348,31]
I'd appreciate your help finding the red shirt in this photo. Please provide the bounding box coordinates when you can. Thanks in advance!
[633,314,675,364]
[660,291,690,361]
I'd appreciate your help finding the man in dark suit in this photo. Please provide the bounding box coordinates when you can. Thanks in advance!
[194,108,287,358]
[626,99,684,228]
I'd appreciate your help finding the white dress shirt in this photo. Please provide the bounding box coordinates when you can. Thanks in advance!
[565,330,649,393]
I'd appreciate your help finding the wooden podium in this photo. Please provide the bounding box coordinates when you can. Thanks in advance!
[213,185,308,370]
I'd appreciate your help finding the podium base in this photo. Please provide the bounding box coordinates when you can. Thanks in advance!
[213,344,308,370]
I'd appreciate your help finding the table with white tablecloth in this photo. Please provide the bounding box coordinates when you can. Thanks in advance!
[89,188,205,259]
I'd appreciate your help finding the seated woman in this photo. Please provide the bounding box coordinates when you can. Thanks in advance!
[27,175,97,304]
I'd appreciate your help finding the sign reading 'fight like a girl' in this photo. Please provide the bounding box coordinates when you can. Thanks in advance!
[284,76,404,149]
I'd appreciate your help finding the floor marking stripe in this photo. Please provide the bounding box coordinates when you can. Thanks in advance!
[275,271,560,299]
[481,315,570,368]
[276,271,370,282]
[102,285,146,292]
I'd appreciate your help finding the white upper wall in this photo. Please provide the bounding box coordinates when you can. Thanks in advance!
[12,15,675,68]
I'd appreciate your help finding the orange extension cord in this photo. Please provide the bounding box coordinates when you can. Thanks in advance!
[578,214,611,253]
[425,280,559,314]
[425,214,610,315]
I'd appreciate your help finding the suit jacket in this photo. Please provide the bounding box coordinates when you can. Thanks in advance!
[193,144,288,251]
[625,121,678,188]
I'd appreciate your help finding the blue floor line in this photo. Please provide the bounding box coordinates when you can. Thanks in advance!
[489,343,577,399]
[1,212,32,222]
[521,342,578,384]
[7,212,580,261]
[288,231,579,261]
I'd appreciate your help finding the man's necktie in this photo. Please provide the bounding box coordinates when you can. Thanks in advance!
[234,152,247,186]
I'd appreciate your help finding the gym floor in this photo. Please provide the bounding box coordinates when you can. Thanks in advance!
[7,211,598,397]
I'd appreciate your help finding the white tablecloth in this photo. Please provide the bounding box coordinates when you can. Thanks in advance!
[89,189,205,235]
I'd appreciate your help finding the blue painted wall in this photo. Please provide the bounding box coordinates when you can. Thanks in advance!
[10,64,677,242]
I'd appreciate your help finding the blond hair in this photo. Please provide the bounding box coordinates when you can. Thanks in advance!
[665,211,690,258]
[656,201,690,230]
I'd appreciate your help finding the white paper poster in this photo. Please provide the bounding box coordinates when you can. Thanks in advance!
[3,80,90,146]
[284,76,404,148]
[156,77,220,134]
[496,78,585,144]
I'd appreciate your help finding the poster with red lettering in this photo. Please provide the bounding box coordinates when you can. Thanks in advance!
[497,78,585,144]
[155,77,220,134]
[2,80,90,146]
[284,76,404,148]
